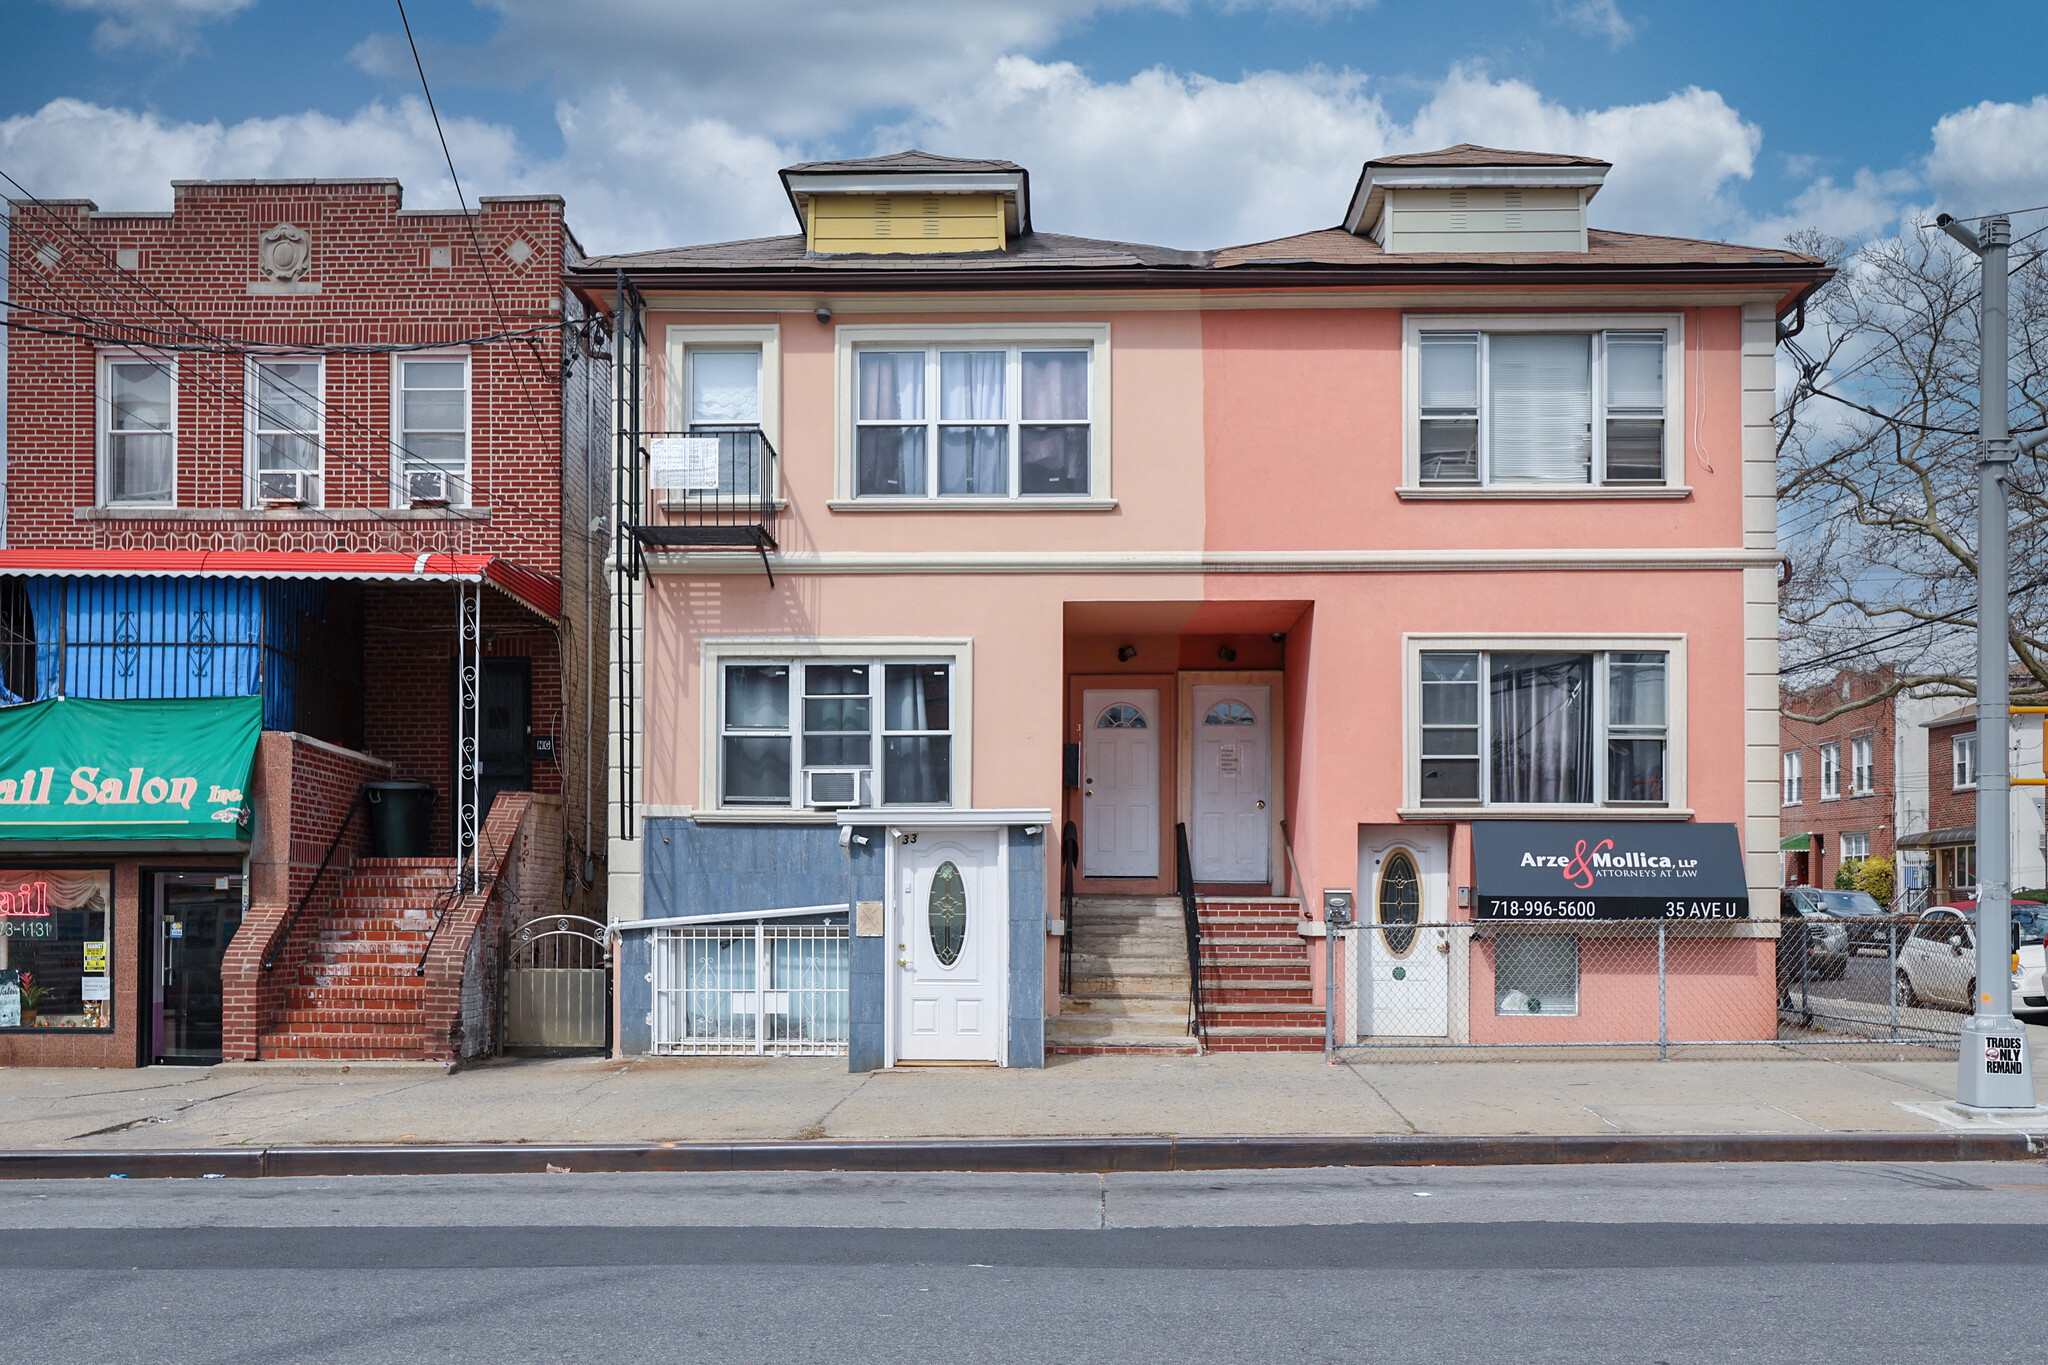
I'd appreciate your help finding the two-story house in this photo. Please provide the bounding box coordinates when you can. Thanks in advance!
[1898,697,2048,902]
[577,147,1829,1067]
[0,178,608,1067]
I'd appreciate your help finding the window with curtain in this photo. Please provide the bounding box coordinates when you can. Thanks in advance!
[1417,649,1669,807]
[1850,735,1875,796]
[249,358,322,505]
[719,658,954,807]
[104,359,175,506]
[854,345,1091,498]
[1415,329,1669,487]
[1820,742,1840,800]
[685,348,765,497]
[1783,750,1803,805]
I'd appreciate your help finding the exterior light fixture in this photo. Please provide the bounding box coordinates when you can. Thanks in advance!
[1218,645,1238,662]
[1117,645,1137,662]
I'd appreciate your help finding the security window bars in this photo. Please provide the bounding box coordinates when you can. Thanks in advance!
[719,658,953,808]
[854,346,1091,498]
[1783,750,1803,806]
[1954,734,1979,790]
[1418,650,1668,806]
[1417,330,1668,486]
[1820,742,1840,800]
[249,359,322,506]
[396,357,468,505]
[103,359,175,507]
[1850,735,1875,796]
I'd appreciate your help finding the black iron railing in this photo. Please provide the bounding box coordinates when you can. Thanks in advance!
[1176,822,1205,1046]
[1059,821,1079,996]
[628,425,781,579]
[261,787,365,973]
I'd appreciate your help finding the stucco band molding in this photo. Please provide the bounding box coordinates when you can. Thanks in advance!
[643,547,1785,576]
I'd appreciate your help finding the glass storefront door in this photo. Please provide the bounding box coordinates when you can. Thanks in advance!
[151,872,243,1064]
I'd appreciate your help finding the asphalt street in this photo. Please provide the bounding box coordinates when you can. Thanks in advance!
[9,1161,2047,1363]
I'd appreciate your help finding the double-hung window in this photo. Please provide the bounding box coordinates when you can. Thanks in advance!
[249,358,323,506]
[395,356,468,505]
[102,357,175,506]
[854,346,1091,499]
[1783,750,1803,806]
[1841,831,1870,862]
[1415,327,1670,487]
[1850,735,1875,796]
[719,658,954,808]
[1418,649,1669,806]
[1954,733,1979,790]
[1819,742,1840,800]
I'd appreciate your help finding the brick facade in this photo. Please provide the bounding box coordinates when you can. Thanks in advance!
[1779,668,1900,888]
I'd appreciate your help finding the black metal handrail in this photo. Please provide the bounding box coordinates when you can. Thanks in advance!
[1176,822,1205,1046]
[260,786,365,973]
[1059,821,1079,996]
[415,837,509,976]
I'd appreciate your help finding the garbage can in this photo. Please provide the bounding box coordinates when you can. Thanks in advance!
[364,781,436,858]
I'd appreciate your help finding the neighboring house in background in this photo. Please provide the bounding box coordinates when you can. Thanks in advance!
[1899,700,2047,900]
[0,179,609,1069]
[576,144,1830,1068]
[1778,667,1947,890]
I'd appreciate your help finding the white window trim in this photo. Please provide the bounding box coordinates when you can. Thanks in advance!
[1783,750,1803,807]
[243,355,325,509]
[98,350,177,509]
[1400,632,1687,818]
[1849,734,1875,797]
[1819,741,1840,801]
[696,637,973,821]
[388,350,473,509]
[1841,831,1870,862]
[1400,312,1688,496]
[832,322,1112,507]
[662,324,783,510]
[1954,732,1979,791]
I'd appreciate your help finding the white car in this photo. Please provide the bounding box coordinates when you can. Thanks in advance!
[1899,901,2048,1014]
[2016,941,2048,1023]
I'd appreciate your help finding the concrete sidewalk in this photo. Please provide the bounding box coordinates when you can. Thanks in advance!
[1,1050,2035,1151]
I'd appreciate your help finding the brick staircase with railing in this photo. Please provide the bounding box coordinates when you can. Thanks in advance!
[257,857,457,1060]
[1197,898,1326,1051]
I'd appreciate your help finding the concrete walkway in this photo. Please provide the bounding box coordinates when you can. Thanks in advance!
[0,1049,2030,1150]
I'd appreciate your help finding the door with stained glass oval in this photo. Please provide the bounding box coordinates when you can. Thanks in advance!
[1358,828,1450,1039]
[895,829,1004,1063]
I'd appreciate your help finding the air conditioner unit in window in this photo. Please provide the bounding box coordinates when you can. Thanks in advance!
[406,466,452,506]
[804,768,871,809]
[255,469,317,506]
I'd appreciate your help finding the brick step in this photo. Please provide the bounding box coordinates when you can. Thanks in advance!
[1203,987,1316,1007]
[274,1008,423,1032]
[284,990,426,1014]
[297,966,425,988]
[1202,957,1312,973]
[257,1032,426,1059]
[312,928,435,945]
[1203,1034,1326,1052]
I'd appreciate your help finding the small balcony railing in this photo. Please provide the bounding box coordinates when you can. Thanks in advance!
[629,426,779,566]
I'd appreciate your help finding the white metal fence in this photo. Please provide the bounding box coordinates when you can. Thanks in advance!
[650,921,849,1056]
[1325,916,1971,1060]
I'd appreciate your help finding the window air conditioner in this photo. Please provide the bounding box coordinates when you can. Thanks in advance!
[256,469,317,506]
[804,768,871,809]
[406,466,452,506]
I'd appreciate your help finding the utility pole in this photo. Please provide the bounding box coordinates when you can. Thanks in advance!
[1936,211,2037,1110]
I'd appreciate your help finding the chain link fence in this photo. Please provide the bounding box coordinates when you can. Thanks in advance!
[1325,914,1981,1061]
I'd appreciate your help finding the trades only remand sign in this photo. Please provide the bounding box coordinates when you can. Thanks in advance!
[1471,820,1750,921]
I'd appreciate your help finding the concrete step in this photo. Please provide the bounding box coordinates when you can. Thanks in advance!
[1058,996,1190,1020]
[1044,1019,1200,1050]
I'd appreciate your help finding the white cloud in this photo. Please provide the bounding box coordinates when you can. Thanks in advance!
[46,0,251,55]
[1551,0,1634,48]
[1927,95,2048,217]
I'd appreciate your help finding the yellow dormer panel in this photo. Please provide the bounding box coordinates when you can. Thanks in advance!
[806,193,1006,255]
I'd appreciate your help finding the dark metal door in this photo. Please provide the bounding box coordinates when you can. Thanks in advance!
[477,658,532,829]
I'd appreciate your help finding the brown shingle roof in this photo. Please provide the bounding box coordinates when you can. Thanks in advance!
[780,149,1024,176]
[1209,227,1823,270]
[1369,144,1610,168]
[576,230,1206,273]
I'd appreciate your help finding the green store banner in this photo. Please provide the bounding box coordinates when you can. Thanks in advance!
[0,696,261,841]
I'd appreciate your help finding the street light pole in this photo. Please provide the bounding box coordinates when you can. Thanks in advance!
[1937,211,2036,1109]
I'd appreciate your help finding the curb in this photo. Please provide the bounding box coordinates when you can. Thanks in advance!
[0,1131,2039,1179]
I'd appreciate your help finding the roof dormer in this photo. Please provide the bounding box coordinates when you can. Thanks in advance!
[779,150,1030,257]
[1343,145,1610,254]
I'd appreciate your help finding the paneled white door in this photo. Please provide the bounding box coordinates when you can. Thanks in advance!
[1082,689,1159,878]
[1191,685,1270,883]
[894,829,1004,1063]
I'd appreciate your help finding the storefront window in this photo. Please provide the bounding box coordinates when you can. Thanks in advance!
[0,870,113,1030]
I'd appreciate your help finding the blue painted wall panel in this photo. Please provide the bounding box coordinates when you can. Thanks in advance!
[616,931,652,1055]
[1007,826,1047,1068]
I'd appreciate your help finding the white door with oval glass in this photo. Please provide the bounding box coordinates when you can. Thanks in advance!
[894,829,1004,1063]
[1359,830,1450,1038]
[1191,686,1270,883]
[1082,689,1159,879]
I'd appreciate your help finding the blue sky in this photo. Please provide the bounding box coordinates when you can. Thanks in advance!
[3,1,2046,253]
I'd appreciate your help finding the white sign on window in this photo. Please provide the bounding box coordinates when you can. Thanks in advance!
[648,437,721,491]
[80,976,110,1001]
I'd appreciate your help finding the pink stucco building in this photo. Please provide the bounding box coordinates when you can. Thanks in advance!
[576,147,1828,1067]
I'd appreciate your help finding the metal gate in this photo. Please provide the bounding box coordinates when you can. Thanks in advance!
[503,912,609,1051]
[649,920,850,1056]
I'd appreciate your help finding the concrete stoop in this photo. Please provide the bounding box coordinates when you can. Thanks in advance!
[1050,896,1201,1055]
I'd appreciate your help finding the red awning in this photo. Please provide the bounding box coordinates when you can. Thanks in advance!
[0,550,561,620]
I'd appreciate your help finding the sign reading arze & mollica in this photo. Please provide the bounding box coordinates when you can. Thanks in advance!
[0,696,262,842]
[1472,820,1750,921]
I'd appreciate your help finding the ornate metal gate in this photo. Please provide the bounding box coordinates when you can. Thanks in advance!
[503,911,609,1051]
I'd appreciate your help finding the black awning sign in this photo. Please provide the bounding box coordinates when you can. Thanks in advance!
[1472,821,1750,921]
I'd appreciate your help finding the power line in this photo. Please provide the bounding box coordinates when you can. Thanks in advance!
[1780,572,2048,675]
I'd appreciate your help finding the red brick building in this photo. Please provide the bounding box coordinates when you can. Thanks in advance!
[1779,667,1903,890]
[0,178,608,1066]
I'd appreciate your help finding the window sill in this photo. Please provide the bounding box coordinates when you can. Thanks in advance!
[685,807,968,825]
[1398,486,1692,500]
[826,497,1118,512]
[1398,806,1695,821]
[656,497,788,513]
[77,506,494,522]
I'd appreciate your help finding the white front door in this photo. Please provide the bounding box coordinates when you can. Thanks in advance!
[1191,685,1270,883]
[1083,688,1159,878]
[894,829,1004,1063]
[1359,831,1450,1038]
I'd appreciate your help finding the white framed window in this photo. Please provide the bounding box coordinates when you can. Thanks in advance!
[1841,831,1869,862]
[700,638,973,815]
[100,354,176,507]
[1819,742,1840,800]
[1850,735,1875,796]
[832,323,1112,508]
[1954,733,1979,790]
[1403,314,1684,493]
[1783,750,1803,806]
[246,357,323,506]
[1413,643,1674,809]
[1494,932,1578,1016]
[392,354,469,506]
[661,325,782,508]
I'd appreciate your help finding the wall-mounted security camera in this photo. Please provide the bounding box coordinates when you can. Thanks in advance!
[815,305,833,324]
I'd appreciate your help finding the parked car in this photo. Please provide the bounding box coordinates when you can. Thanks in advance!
[1783,886,1904,951]
[1897,901,2048,1012]
[1777,892,1850,1011]
[2014,941,2048,1023]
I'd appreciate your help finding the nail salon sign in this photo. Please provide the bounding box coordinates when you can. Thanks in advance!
[0,696,261,842]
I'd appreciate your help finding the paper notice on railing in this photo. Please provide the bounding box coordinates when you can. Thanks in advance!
[648,437,721,491]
